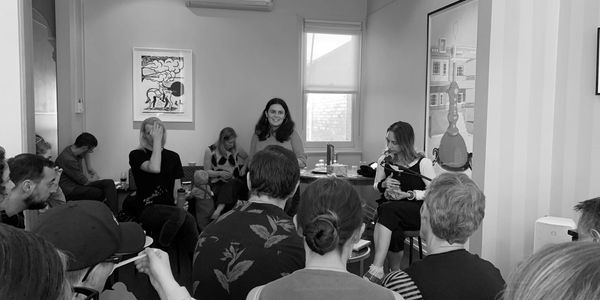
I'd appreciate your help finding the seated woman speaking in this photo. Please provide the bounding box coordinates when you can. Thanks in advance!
[247,177,402,300]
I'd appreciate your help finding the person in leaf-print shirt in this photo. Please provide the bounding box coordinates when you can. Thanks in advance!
[192,146,305,300]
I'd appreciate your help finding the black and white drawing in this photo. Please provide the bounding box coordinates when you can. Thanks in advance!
[133,48,193,122]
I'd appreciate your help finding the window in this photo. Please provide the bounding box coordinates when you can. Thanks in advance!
[432,61,440,75]
[303,20,361,148]
[457,65,464,76]
[429,94,438,106]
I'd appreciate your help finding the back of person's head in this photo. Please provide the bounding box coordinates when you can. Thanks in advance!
[0,224,71,300]
[503,241,600,300]
[74,132,98,148]
[574,197,600,241]
[139,117,167,147]
[7,153,47,185]
[248,145,299,199]
[297,178,363,255]
[425,172,485,244]
[35,134,52,156]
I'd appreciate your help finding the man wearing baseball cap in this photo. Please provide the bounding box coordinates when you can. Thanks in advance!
[33,200,146,299]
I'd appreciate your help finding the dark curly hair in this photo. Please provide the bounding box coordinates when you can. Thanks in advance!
[254,98,295,143]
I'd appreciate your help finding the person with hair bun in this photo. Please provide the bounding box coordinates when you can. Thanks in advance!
[247,177,403,300]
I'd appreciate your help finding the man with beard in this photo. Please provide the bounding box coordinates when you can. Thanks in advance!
[1,153,57,227]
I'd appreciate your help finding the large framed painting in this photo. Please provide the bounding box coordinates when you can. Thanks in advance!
[425,0,478,173]
[132,47,193,122]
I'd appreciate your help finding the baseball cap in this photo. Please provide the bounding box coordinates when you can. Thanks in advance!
[33,200,145,271]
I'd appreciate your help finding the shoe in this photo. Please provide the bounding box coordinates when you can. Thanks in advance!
[363,264,384,285]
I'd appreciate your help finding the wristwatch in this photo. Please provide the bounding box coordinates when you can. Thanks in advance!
[407,190,416,200]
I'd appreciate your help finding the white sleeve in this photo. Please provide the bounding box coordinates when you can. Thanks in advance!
[415,158,436,200]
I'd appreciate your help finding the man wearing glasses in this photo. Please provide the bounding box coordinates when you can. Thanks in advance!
[33,200,146,300]
[55,132,119,214]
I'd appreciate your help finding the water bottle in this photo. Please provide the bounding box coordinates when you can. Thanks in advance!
[177,188,187,208]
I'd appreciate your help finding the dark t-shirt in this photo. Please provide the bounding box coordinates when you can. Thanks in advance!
[406,249,505,300]
[129,148,183,208]
[192,202,305,300]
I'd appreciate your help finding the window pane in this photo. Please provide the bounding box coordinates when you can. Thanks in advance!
[304,33,359,91]
[306,93,352,142]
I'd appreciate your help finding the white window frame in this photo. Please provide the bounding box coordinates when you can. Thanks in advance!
[301,19,362,150]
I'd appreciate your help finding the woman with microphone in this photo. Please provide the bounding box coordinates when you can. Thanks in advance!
[364,121,436,284]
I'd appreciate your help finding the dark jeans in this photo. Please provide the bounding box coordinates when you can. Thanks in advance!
[65,179,119,214]
[213,178,248,211]
[139,204,199,290]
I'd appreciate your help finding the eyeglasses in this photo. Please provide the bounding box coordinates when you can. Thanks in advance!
[73,286,99,300]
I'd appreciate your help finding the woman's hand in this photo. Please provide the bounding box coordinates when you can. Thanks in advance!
[135,248,179,299]
[383,176,401,190]
[219,170,233,180]
[151,122,164,143]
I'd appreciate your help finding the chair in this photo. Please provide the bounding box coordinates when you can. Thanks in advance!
[362,200,378,240]
[403,230,423,265]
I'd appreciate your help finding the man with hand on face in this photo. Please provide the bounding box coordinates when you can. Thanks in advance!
[1,153,58,227]
[55,132,119,214]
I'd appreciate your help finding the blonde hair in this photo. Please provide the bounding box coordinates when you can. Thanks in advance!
[139,117,167,149]
[503,242,600,300]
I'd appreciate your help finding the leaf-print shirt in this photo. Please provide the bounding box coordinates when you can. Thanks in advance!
[192,202,305,300]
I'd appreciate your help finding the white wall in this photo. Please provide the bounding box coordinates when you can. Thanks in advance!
[362,0,455,163]
[79,0,366,179]
[0,0,35,157]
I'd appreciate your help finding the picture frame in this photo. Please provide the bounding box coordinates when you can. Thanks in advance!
[596,28,600,95]
[425,0,478,173]
[132,47,193,122]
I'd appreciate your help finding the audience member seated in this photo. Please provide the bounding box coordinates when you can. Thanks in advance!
[203,127,248,219]
[33,200,146,300]
[247,177,402,300]
[502,241,600,300]
[382,173,504,300]
[0,223,71,300]
[188,169,214,231]
[55,132,119,214]
[35,134,66,208]
[1,152,57,227]
[192,145,305,300]
[574,197,600,242]
[250,98,306,216]
[364,121,435,283]
[136,248,196,300]
[128,117,199,290]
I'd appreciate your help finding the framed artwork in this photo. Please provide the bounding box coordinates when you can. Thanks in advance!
[132,47,193,122]
[425,0,478,173]
[596,28,600,95]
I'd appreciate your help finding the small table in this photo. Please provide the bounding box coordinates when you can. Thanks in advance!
[300,169,374,185]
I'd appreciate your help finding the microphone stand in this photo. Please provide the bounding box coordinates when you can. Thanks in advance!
[382,162,432,182]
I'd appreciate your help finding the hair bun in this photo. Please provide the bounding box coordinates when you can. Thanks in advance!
[303,213,340,255]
